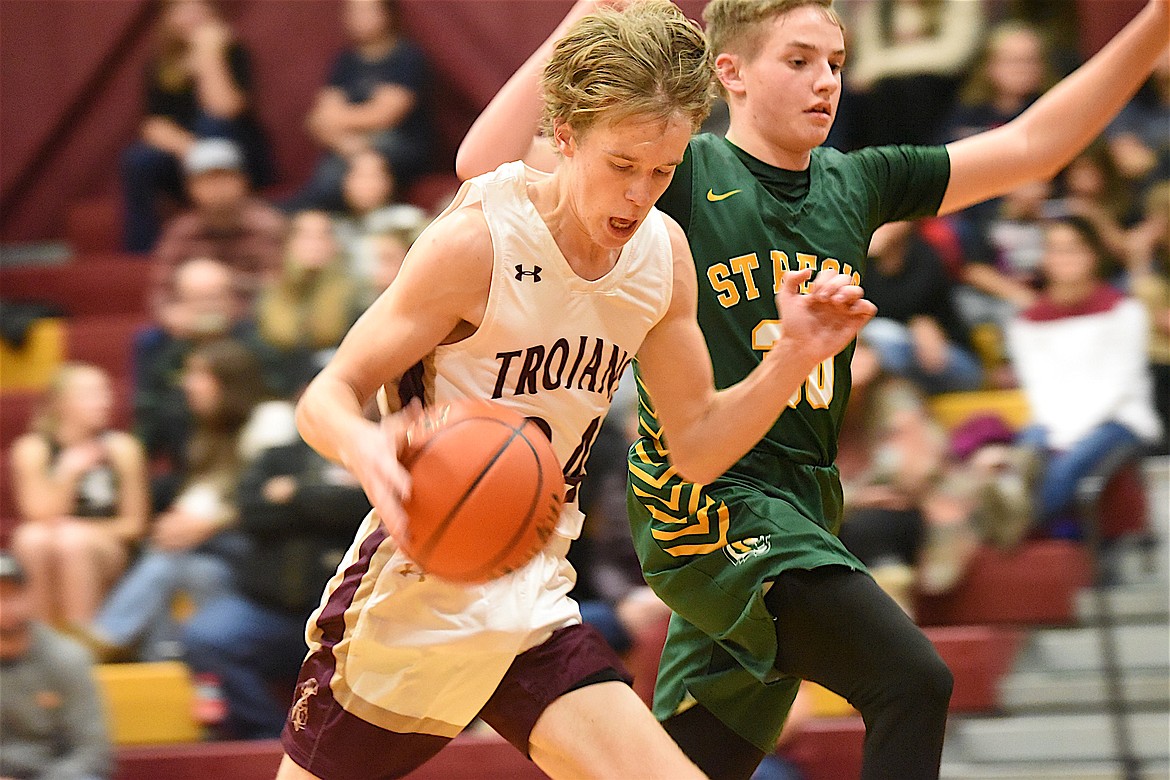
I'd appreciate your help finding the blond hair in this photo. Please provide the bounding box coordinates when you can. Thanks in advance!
[702,0,842,62]
[32,362,107,438]
[540,0,714,139]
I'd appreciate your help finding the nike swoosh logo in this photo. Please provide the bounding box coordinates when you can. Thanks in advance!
[706,188,742,202]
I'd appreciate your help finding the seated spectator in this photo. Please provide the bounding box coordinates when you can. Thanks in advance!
[1126,181,1170,453]
[0,551,112,780]
[1005,215,1162,539]
[151,138,286,315]
[122,0,273,253]
[182,436,370,739]
[842,0,983,148]
[282,0,434,213]
[89,339,297,662]
[1052,140,1136,262]
[360,211,429,308]
[1106,53,1169,191]
[332,148,428,285]
[860,221,983,395]
[134,257,278,502]
[256,211,359,391]
[9,363,149,628]
[943,20,1054,252]
[956,178,1052,331]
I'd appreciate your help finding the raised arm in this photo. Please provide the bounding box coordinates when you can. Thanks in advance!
[455,0,612,179]
[295,205,491,531]
[939,0,1168,216]
[636,222,876,485]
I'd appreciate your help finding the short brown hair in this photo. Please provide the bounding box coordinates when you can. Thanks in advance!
[540,0,714,138]
[702,0,842,62]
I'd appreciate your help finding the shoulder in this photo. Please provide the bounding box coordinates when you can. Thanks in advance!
[11,433,50,467]
[104,431,147,465]
[34,624,97,670]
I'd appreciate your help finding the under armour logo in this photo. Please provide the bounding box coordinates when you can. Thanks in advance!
[515,265,542,282]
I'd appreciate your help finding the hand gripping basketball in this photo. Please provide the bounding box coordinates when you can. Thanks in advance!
[398,398,566,582]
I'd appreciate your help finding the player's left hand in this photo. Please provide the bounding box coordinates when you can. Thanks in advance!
[774,267,877,365]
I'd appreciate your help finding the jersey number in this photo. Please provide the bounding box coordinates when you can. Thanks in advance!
[750,319,834,409]
[526,414,603,503]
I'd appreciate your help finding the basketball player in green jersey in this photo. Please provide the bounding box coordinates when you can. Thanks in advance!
[457,1,1170,777]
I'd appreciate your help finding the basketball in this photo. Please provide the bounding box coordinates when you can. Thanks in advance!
[398,398,565,582]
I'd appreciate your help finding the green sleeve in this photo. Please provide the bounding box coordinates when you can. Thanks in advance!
[854,144,951,229]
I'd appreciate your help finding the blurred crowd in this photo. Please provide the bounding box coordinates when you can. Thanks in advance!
[2,1,1166,776]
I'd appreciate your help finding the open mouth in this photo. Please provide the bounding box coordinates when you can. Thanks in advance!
[609,217,637,233]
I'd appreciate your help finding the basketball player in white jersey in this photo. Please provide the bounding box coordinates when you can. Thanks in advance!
[277,3,876,779]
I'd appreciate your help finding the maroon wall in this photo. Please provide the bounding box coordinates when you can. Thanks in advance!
[0,0,1139,245]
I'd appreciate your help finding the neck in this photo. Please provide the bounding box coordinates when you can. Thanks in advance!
[725,116,813,171]
[530,177,619,281]
[55,420,93,446]
[358,35,395,60]
[1047,278,1096,307]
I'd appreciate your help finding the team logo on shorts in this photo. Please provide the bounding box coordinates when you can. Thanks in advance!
[289,678,319,732]
[723,535,771,566]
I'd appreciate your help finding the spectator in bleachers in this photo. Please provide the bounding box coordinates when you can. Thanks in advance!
[256,211,359,393]
[1125,180,1170,455]
[331,148,428,286]
[0,551,112,780]
[151,138,286,315]
[956,178,1051,331]
[841,0,984,148]
[943,20,1054,257]
[89,339,297,662]
[9,363,149,628]
[1005,215,1163,539]
[859,221,983,395]
[282,0,434,213]
[181,435,370,740]
[359,213,429,309]
[122,0,273,254]
[1052,140,1137,262]
[838,376,981,615]
[134,257,277,505]
[1106,53,1169,192]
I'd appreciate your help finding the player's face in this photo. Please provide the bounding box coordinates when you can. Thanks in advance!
[557,112,691,250]
[723,6,844,163]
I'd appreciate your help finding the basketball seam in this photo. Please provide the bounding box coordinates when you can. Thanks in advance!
[411,417,525,568]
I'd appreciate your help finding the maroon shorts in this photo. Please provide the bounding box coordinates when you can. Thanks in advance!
[280,622,631,780]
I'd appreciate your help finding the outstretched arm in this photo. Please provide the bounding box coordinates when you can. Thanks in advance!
[939,0,1168,215]
[455,0,615,179]
[636,223,876,485]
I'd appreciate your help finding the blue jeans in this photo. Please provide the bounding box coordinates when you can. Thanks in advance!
[1016,421,1143,535]
[862,317,984,395]
[182,593,308,740]
[93,533,247,660]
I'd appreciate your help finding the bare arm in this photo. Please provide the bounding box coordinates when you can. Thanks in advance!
[295,206,491,531]
[188,22,247,118]
[335,83,417,134]
[141,116,196,156]
[940,0,1168,215]
[455,0,610,179]
[636,223,876,485]
[106,433,150,544]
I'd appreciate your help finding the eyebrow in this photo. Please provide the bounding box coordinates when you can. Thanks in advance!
[787,41,847,57]
[608,151,685,167]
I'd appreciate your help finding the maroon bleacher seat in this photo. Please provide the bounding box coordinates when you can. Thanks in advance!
[915,540,1093,626]
[779,716,865,780]
[66,196,123,256]
[64,314,146,384]
[925,625,1023,712]
[0,256,151,317]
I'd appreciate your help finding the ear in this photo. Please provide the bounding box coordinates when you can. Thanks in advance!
[552,121,578,158]
[715,51,746,97]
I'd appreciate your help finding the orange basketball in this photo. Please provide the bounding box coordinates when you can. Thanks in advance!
[399,398,565,582]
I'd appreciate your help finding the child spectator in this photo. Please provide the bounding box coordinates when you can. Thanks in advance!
[122,0,272,253]
[151,139,286,316]
[283,0,434,212]
[9,364,149,628]
[256,211,359,391]
[1005,215,1162,539]
[0,552,112,780]
[181,436,370,739]
[89,339,297,662]
[860,221,983,395]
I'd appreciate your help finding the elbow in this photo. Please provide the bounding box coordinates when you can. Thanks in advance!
[454,148,485,182]
[668,447,725,487]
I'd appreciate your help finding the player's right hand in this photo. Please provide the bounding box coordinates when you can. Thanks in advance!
[345,403,423,544]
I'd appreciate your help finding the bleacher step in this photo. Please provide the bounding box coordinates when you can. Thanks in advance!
[1076,585,1169,624]
[947,713,1170,763]
[940,759,1170,780]
[1017,624,1169,673]
[997,669,1170,712]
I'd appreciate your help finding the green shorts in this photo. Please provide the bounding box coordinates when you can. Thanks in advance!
[627,452,865,752]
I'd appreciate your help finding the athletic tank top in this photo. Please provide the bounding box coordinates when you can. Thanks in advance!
[398,161,674,540]
[47,434,119,518]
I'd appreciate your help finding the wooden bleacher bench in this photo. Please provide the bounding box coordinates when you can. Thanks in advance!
[928,388,1031,432]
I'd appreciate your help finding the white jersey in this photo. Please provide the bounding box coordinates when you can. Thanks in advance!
[307,160,675,740]
[392,160,674,539]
